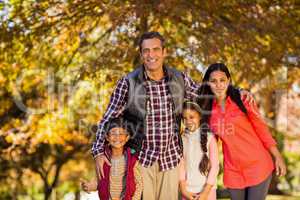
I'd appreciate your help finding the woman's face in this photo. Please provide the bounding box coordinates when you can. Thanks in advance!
[208,70,230,100]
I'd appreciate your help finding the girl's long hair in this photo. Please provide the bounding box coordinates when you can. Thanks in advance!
[183,101,210,175]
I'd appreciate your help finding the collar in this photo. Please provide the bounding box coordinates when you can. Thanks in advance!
[184,128,201,139]
[212,96,233,108]
[104,146,130,161]
[142,64,168,82]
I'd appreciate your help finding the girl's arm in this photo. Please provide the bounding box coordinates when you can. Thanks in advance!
[179,158,197,200]
[199,136,219,199]
[206,136,219,186]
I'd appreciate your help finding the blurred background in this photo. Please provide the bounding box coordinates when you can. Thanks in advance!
[0,0,299,199]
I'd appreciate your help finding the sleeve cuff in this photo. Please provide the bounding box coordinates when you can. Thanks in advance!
[92,150,104,159]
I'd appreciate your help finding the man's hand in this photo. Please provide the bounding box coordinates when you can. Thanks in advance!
[240,89,255,104]
[94,154,111,179]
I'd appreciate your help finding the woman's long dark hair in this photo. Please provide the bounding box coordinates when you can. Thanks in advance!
[198,63,248,126]
[183,101,210,175]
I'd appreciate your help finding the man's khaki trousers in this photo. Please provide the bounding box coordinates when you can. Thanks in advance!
[141,162,179,200]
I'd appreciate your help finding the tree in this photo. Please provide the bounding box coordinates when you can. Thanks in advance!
[0,0,299,198]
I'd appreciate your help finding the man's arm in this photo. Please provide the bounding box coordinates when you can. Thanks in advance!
[182,72,201,100]
[91,77,129,157]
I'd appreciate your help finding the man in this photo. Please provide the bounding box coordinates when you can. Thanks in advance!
[92,31,251,200]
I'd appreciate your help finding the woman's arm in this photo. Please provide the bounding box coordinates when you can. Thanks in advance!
[244,100,277,149]
[269,146,287,176]
[244,100,286,176]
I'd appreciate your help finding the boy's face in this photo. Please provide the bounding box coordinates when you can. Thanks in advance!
[106,127,130,149]
[183,108,201,132]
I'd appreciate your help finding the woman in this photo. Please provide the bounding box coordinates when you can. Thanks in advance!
[198,63,286,200]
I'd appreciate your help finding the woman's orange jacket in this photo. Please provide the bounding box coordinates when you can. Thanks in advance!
[210,97,276,189]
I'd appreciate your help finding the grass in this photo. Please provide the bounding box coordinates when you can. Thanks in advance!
[221,195,300,200]
[266,195,300,200]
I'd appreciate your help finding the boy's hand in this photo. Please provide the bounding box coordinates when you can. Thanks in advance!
[80,179,97,193]
[95,154,111,179]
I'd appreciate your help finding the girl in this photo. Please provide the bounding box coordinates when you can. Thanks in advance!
[198,63,286,200]
[81,117,143,200]
[179,100,219,200]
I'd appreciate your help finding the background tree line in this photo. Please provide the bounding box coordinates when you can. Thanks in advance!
[0,0,299,199]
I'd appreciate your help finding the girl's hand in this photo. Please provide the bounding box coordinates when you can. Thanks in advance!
[180,180,198,200]
[197,191,209,200]
[275,155,287,177]
[182,190,197,200]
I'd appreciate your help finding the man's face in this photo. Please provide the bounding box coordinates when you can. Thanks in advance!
[140,38,166,72]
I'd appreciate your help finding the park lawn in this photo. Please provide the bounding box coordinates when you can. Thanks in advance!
[222,195,300,200]
[266,195,300,200]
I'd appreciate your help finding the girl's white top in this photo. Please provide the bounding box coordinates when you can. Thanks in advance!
[181,128,218,193]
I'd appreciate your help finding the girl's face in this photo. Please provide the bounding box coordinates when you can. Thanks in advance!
[106,127,129,149]
[183,108,201,132]
[208,70,230,100]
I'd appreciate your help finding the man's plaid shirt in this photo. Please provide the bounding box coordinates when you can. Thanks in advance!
[92,70,199,171]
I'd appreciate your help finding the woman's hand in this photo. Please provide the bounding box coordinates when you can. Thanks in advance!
[269,146,287,176]
[274,154,287,176]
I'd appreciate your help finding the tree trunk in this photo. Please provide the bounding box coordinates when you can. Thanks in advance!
[44,187,52,200]
[75,190,81,200]
[265,90,285,194]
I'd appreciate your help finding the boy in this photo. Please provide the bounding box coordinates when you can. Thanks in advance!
[81,117,142,200]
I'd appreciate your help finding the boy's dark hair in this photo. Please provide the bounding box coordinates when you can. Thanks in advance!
[104,117,135,137]
[138,31,165,52]
[104,116,144,153]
